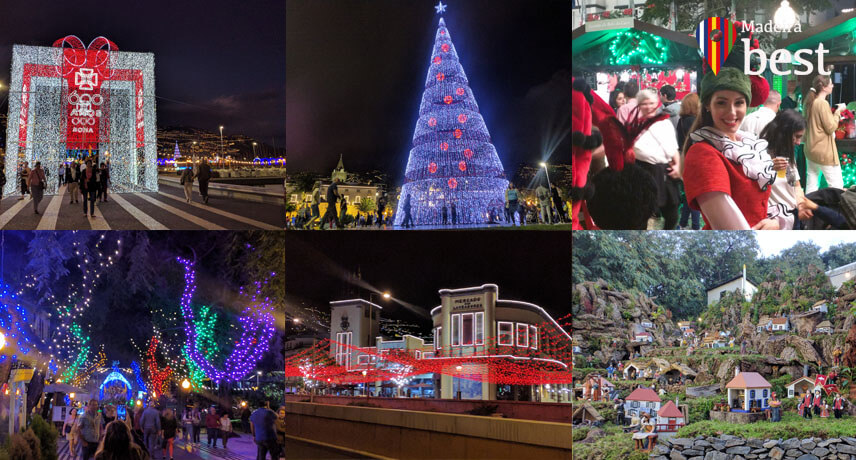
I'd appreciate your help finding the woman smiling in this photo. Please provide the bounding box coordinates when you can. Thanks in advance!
[682,68,778,230]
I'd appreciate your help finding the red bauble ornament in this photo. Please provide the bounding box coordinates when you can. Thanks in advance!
[463,148,473,159]
[458,114,468,123]
[441,44,450,52]
[436,73,445,81]
[440,30,446,35]
[444,95,453,104]
[456,87,465,96]
[428,117,437,127]
[433,56,441,65]
[448,178,457,188]
[454,129,462,139]
[458,161,467,171]
[440,142,449,151]
[429,162,438,174]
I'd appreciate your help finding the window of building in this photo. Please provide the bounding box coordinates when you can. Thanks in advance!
[415,350,422,359]
[475,312,484,345]
[354,196,361,204]
[462,313,474,346]
[423,352,434,359]
[451,314,461,346]
[358,355,369,366]
[529,325,538,350]
[436,327,442,350]
[335,332,352,368]
[719,290,727,299]
[498,322,514,346]
[516,323,529,348]
[290,194,298,203]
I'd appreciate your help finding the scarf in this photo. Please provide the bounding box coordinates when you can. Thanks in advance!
[689,126,775,191]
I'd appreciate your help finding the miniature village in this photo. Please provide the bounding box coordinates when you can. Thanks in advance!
[572,263,856,460]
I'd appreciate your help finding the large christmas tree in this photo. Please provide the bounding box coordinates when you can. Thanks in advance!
[394,3,508,226]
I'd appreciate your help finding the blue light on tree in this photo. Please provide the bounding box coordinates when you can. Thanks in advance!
[394,8,508,226]
[100,361,133,401]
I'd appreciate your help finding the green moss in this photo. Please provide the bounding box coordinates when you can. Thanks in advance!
[571,431,649,460]
[676,413,856,439]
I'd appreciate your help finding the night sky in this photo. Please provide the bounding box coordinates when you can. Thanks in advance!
[286,0,571,178]
[285,232,571,335]
[0,0,286,146]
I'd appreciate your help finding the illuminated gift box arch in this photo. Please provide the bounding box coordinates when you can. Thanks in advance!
[5,35,158,195]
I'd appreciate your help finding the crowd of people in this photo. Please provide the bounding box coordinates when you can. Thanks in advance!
[60,398,287,460]
[589,70,848,230]
[14,158,112,217]
[288,177,571,229]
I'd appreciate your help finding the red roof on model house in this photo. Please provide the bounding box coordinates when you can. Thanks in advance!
[658,401,684,418]
[772,317,788,325]
[726,372,772,389]
[626,387,661,402]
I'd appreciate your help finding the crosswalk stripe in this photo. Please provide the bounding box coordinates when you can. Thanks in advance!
[111,193,168,230]
[157,192,280,230]
[36,186,67,230]
[174,440,248,460]
[136,193,226,230]
[0,197,33,229]
[87,200,112,230]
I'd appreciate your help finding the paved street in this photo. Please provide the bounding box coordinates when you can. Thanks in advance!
[58,431,269,460]
[0,182,284,230]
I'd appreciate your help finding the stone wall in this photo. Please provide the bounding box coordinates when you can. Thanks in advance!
[653,435,856,460]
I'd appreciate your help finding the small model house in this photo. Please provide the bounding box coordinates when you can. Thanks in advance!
[640,321,654,329]
[816,321,833,334]
[757,315,772,332]
[657,401,685,432]
[786,376,816,398]
[706,271,757,306]
[635,332,653,343]
[624,387,661,417]
[771,317,789,331]
[573,402,604,425]
[683,328,695,338]
[677,321,691,331]
[811,301,828,313]
[726,372,772,411]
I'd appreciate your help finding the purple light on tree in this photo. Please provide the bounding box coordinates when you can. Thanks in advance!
[176,257,276,383]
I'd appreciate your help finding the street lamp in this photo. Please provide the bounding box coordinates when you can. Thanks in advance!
[382,292,391,300]
[0,331,6,351]
[257,371,262,389]
[774,0,797,30]
[219,125,225,158]
[181,379,190,390]
[455,365,462,400]
[292,318,301,324]
[252,142,258,160]
[362,370,369,397]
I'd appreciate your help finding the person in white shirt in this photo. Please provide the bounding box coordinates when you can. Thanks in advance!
[633,89,681,229]
[739,90,780,137]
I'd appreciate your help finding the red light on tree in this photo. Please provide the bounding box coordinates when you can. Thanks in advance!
[440,142,449,151]
[444,95,453,104]
[459,161,467,171]
[454,129,462,139]
[433,56,442,65]
[428,117,437,127]
[458,114,468,123]
[436,73,445,81]
[429,162,438,173]
[456,87,465,96]
[441,44,450,52]
[463,149,474,159]
[448,178,458,188]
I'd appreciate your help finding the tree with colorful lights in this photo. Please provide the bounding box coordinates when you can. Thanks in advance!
[394,4,508,226]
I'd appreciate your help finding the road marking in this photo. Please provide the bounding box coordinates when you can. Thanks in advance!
[111,193,168,230]
[136,193,226,230]
[0,197,33,229]
[36,186,66,230]
[157,191,280,230]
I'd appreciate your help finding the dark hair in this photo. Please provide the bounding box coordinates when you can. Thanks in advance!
[803,74,832,121]
[624,81,640,99]
[659,85,676,101]
[609,90,625,111]
[96,421,133,460]
[760,109,805,162]
[614,81,626,93]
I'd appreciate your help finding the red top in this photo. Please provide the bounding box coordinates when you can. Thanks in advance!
[684,141,771,229]
[626,388,660,402]
[657,401,683,418]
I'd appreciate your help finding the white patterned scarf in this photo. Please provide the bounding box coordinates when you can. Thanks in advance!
[689,126,776,191]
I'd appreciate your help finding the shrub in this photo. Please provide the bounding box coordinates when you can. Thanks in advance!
[30,414,58,460]
[571,430,648,460]
[8,429,40,460]
[573,427,590,441]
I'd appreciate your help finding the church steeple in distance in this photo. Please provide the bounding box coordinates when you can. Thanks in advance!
[332,154,347,182]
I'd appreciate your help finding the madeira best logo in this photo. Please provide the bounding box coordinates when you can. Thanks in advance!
[696,18,830,76]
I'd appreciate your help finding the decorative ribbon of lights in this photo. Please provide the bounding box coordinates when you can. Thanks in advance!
[71,346,106,387]
[130,360,147,394]
[393,13,509,226]
[176,257,276,383]
[99,361,133,401]
[181,305,218,389]
[146,337,173,396]
[607,30,669,66]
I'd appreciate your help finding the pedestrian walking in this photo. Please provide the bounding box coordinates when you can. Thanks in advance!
[28,161,47,215]
[94,420,147,460]
[505,183,520,226]
[180,167,194,203]
[161,408,177,460]
[536,181,552,224]
[19,161,30,200]
[401,193,413,228]
[63,406,81,459]
[80,159,100,218]
[139,402,162,459]
[59,163,66,187]
[196,159,212,204]
[67,162,80,204]
[219,412,232,448]
[804,75,845,192]
[550,184,565,223]
[98,162,110,202]
[320,178,342,230]
[181,408,193,444]
[451,201,457,225]
[250,401,281,460]
[205,406,221,448]
[442,205,448,225]
[191,406,202,444]
[305,187,321,229]
[240,405,252,433]
[79,399,102,460]
[275,407,286,458]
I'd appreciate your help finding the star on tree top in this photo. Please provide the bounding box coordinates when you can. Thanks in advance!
[435,1,447,14]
